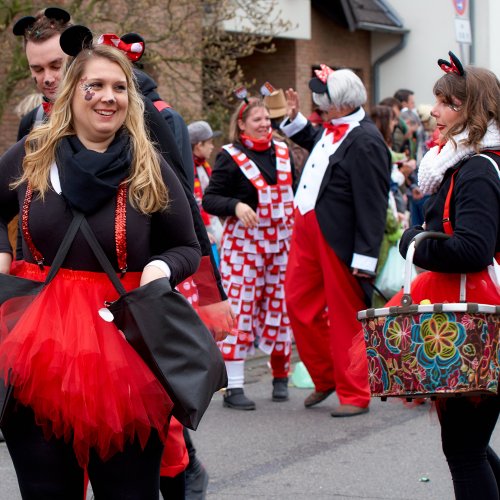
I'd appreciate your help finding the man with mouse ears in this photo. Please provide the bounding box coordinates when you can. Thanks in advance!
[281,66,391,417]
[13,7,72,140]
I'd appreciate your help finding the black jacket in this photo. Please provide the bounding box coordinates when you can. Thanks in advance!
[290,116,391,270]
[202,141,296,216]
[400,151,500,273]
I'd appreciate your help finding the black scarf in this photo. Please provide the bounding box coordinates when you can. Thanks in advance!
[56,134,131,214]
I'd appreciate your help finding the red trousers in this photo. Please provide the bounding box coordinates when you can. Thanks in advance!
[285,210,370,407]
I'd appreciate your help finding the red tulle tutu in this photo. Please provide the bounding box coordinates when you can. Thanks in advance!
[0,262,173,467]
[386,266,500,307]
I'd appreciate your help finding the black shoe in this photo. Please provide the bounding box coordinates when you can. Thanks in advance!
[185,456,209,500]
[272,377,289,402]
[223,388,256,410]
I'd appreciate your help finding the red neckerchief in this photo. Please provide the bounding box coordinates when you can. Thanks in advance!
[322,122,349,143]
[193,155,211,173]
[240,130,273,152]
[193,157,211,226]
[42,101,53,116]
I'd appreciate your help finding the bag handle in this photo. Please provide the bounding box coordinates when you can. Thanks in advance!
[42,211,85,287]
[77,215,127,296]
[401,231,451,306]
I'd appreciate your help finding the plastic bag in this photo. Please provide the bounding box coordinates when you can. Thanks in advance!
[375,244,414,300]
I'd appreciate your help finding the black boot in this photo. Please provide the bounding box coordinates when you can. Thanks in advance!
[223,388,256,410]
[272,377,289,402]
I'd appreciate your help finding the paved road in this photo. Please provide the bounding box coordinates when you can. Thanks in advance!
[0,356,499,499]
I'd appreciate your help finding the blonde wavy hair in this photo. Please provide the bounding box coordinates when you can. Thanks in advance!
[433,66,500,151]
[16,43,168,214]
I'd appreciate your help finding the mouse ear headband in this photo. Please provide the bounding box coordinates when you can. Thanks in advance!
[97,33,145,62]
[437,51,465,77]
[234,87,250,119]
[308,64,334,100]
[59,25,94,57]
[13,7,71,37]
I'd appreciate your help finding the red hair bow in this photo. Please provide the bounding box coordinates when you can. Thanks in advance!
[97,34,145,62]
[314,64,335,84]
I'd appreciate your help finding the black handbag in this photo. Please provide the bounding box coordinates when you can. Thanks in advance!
[0,213,85,426]
[79,217,228,430]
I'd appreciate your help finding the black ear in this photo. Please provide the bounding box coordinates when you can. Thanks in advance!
[12,16,36,36]
[121,33,145,46]
[448,51,465,76]
[120,32,146,61]
[437,58,451,71]
[44,7,71,24]
[60,25,94,57]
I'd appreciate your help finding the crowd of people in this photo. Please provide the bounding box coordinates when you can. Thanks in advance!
[0,6,498,500]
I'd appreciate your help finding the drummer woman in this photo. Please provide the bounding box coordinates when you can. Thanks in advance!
[397,52,500,498]
[202,96,295,409]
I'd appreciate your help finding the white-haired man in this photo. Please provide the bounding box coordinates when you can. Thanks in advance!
[281,67,391,417]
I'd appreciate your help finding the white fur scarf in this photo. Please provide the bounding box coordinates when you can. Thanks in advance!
[418,122,500,195]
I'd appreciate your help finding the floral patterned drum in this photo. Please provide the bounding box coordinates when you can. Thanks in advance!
[358,231,500,400]
[358,303,500,399]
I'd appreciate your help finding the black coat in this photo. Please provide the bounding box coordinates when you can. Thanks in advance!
[290,116,391,271]
[400,152,500,272]
[202,141,294,216]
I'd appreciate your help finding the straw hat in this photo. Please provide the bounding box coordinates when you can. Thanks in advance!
[264,89,287,119]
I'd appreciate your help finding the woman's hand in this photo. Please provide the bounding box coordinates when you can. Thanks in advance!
[285,88,300,122]
[198,300,235,342]
[235,202,259,228]
[0,253,12,275]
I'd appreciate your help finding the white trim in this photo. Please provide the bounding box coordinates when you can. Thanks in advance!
[50,162,62,194]
[144,260,171,279]
[351,253,378,272]
[280,112,308,137]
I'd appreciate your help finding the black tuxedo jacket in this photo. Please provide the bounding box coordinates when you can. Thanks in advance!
[291,116,391,272]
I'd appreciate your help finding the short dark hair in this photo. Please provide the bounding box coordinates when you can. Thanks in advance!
[393,89,414,104]
[24,10,71,44]
[379,96,402,110]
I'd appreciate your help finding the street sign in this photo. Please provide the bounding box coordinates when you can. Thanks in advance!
[455,18,472,44]
[453,0,467,16]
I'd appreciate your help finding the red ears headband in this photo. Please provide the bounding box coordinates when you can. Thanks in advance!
[308,64,334,99]
[97,33,145,62]
[438,51,465,77]
[60,25,145,63]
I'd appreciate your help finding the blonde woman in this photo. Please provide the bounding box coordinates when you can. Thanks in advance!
[0,43,200,498]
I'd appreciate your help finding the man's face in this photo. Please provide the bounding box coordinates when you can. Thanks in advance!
[25,35,66,101]
[404,94,415,110]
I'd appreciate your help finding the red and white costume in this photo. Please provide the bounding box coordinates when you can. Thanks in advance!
[217,141,294,372]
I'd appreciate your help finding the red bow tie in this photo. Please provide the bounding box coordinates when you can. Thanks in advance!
[323,122,349,143]
[42,101,53,116]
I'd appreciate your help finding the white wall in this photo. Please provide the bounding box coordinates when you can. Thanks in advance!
[373,0,482,107]
[223,0,311,39]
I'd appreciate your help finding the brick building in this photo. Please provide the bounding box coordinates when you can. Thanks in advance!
[0,0,405,155]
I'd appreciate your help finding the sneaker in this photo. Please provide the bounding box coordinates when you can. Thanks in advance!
[272,377,289,402]
[185,456,209,500]
[223,388,256,410]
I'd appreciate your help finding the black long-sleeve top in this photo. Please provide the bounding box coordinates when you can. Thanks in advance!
[202,141,296,217]
[400,152,500,273]
[0,139,201,287]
